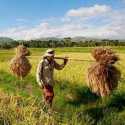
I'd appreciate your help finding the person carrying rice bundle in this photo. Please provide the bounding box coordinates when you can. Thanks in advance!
[36,49,68,109]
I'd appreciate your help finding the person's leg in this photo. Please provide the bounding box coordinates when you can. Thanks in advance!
[42,92,47,109]
[43,85,54,109]
[47,91,54,108]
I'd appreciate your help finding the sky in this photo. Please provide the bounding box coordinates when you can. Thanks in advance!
[0,0,125,40]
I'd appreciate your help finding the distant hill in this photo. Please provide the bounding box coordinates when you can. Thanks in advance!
[36,36,87,41]
[0,37,15,43]
[36,36,98,42]
[71,36,86,42]
[36,36,125,42]
[36,37,63,41]
[0,36,124,43]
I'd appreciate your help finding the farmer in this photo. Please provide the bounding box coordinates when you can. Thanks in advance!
[36,49,68,109]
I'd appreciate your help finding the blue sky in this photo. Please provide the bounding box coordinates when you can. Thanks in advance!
[0,0,124,39]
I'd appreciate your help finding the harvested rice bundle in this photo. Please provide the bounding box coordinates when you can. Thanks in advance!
[10,45,31,78]
[87,47,121,97]
[91,47,119,64]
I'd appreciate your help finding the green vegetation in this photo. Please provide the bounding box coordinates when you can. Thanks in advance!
[0,37,125,49]
[0,47,125,125]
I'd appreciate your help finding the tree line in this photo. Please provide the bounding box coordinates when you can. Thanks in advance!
[0,37,125,49]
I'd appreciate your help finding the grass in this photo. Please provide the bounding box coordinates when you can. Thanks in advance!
[0,47,125,124]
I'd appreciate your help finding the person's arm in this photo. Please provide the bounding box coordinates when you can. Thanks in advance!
[54,58,68,70]
[36,60,44,88]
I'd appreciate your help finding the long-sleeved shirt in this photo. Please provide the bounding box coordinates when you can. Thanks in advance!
[36,58,66,87]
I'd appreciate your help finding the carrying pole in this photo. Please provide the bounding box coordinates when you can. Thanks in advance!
[28,56,94,62]
[54,57,94,62]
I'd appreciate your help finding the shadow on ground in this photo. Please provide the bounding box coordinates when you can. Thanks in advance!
[55,79,125,125]
[77,91,125,125]
[55,79,99,106]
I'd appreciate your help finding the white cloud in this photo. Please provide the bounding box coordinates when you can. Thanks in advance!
[0,4,125,40]
[0,23,88,40]
[39,22,49,29]
[66,4,111,18]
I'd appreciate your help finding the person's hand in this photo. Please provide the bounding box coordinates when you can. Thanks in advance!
[64,56,68,65]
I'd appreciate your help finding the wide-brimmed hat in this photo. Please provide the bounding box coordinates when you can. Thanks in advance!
[44,49,55,57]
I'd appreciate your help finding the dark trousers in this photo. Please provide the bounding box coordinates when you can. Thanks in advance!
[43,84,54,105]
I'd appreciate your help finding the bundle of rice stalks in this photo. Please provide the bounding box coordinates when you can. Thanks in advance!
[87,47,121,97]
[10,45,31,79]
[91,47,119,64]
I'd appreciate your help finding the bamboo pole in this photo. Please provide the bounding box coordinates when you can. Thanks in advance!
[28,56,94,62]
[54,57,94,62]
